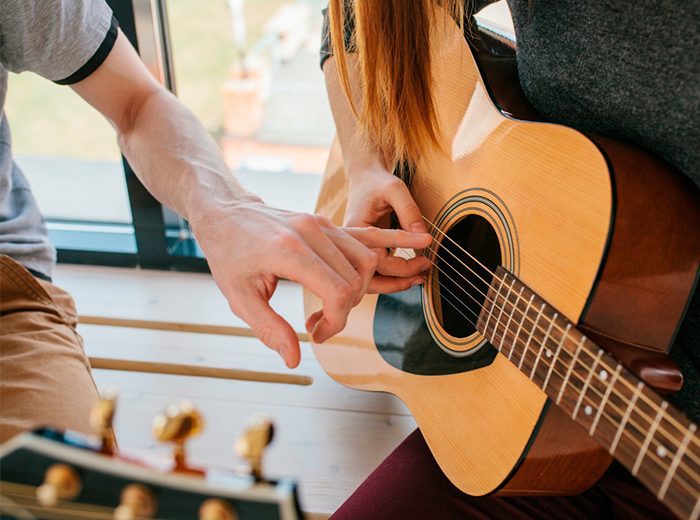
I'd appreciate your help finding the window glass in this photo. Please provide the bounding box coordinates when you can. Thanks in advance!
[5,74,133,226]
[166,0,331,216]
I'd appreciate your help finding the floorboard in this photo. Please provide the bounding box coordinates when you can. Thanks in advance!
[53,265,416,517]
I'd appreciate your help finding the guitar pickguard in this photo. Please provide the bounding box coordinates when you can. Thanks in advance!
[374,286,497,375]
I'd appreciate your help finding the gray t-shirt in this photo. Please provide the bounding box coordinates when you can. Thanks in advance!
[0,0,117,278]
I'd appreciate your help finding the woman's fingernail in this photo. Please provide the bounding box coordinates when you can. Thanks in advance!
[411,222,425,233]
[411,278,424,287]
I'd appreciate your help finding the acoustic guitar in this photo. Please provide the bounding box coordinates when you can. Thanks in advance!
[304,14,700,520]
[0,395,304,519]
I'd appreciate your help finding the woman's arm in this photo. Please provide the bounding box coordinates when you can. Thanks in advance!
[324,55,431,292]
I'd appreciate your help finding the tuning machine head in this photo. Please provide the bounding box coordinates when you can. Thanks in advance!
[113,483,157,520]
[199,498,239,520]
[90,389,118,454]
[152,401,204,472]
[36,464,82,507]
[235,414,274,482]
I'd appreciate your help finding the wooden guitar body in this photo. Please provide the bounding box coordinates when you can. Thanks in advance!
[304,19,699,498]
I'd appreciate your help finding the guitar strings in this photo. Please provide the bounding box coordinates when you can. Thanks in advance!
[0,490,131,519]
[423,238,700,467]
[422,237,695,456]
[423,233,700,473]
[421,215,699,448]
[418,225,697,474]
[425,257,700,490]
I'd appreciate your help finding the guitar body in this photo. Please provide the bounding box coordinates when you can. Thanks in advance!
[305,19,700,497]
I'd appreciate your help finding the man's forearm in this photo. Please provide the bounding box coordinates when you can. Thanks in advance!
[117,89,260,224]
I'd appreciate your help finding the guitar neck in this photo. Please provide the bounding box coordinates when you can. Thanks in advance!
[477,267,699,520]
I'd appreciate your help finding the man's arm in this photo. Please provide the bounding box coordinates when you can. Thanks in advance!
[71,30,251,229]
[72,30,430,366]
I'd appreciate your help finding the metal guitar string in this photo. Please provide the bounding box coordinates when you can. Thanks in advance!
[422,223,700,472]
[422,236,697,455]
[421,214,699,450]
[422,249,700,490]
[0,483,170,520]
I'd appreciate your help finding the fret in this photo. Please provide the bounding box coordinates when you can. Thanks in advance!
[572,349,603,419]
[557,336,585,405]
[483,277,505,336]
[658,423,697,500]
[492,279,516,348]
[633,401,668,475]
[508,294,534,361]
[542,324,570,391]
[692,495,700,520]
[501,286,524,359]
[610,381,643,454]
[518,302,545,370]
[589,364,622,436]
[530,312,557,381]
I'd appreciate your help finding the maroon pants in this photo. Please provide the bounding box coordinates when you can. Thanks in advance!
[332,429,676,519]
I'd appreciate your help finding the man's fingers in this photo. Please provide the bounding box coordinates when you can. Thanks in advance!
[305,309,323,333]
[232,292,301,368]
[368,275,425,294]
[275,245,354,340]
[293,215,363,298]
[322,228,379,302]
[343,226,432,250]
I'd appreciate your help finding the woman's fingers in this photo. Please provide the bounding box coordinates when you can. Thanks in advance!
[368,274,425,294]
[383,177,427,233]
[376,254,431,277]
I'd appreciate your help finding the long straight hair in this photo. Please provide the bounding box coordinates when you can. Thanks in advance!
[328,0,464,169]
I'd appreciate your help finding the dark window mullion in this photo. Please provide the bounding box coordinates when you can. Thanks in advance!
[107,0,171,269]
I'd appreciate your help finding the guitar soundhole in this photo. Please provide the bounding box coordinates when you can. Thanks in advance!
[433,215,500,338]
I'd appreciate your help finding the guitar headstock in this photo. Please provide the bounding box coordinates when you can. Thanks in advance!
[0,395,303,519]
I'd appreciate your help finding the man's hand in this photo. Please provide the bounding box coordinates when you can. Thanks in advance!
[190,199,431,369]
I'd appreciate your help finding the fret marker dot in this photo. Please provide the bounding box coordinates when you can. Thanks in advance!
[545,349,553,358]
[584,405,593,416]
[656,445,667,458]
[599,369,608,381]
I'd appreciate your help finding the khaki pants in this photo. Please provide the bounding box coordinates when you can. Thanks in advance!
[0,255,99,442]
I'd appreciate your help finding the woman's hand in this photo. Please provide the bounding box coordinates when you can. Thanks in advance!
[345,164,432,293]
[190,198,431,368]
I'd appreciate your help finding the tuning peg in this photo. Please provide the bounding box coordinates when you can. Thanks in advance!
[113,483,157,520]
[152,401,204,471]
[234,414,274,482]
[199,499,238,520]
[90,389,118,454]
[36,464,82,507]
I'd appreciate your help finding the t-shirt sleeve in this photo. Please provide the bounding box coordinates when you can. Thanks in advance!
[319,0,502,70]
[319,4,355,70]
[0,0,118,85]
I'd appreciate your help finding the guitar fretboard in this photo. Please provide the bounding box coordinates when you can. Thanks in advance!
[476,267,699,520]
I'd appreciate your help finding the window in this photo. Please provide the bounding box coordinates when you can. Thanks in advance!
[5,0,334,271]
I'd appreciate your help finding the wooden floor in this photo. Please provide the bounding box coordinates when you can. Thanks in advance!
[53,264,416,519]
